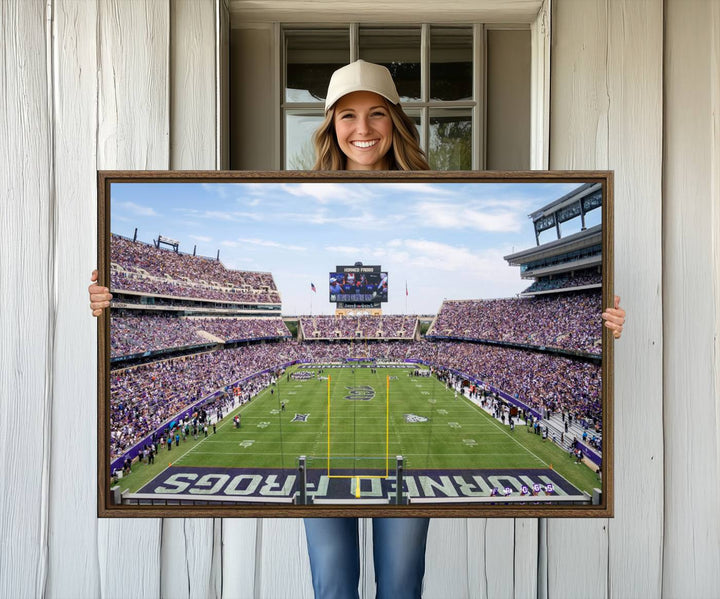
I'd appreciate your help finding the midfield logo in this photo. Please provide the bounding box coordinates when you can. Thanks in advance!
[292,413,309,422]
[404,413,429,423]
[344,385,375,401]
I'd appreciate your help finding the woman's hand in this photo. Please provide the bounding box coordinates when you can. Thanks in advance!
[89,269,112,317]
[601,295,625,339]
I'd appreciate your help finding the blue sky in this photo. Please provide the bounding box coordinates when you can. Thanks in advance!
[110,180,600,315]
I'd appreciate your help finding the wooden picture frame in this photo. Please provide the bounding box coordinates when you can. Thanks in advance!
[97,170,613,518]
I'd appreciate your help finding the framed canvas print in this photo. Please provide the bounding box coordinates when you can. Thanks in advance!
[97,170,614,518]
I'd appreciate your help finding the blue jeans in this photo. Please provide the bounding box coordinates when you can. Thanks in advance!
[304,517,430,599]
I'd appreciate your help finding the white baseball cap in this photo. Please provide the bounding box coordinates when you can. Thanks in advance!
[324,60,400,112]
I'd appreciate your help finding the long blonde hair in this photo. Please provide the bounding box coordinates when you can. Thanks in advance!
[312,100,430,171]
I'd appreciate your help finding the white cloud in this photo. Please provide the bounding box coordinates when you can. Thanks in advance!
[377,239,516,280]
[411,201,525,232]
[373,182,456,196]
[177,209,265,222]
[323,246,391,262]
[280,183,369,205]
[323,245,358,255]
[222,237,307,252]
[189,234,212,243]
[116,201,158,217]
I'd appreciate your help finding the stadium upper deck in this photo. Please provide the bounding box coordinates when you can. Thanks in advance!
[504,183,603,297]
[110,234,281,306]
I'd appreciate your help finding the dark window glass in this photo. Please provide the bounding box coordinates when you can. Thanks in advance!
[430,27,473,101]
[286,30,350,103]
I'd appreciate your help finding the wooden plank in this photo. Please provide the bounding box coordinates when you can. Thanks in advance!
[423,519,471,599]
[221,519,259,598]
[359,518,372,599]
[170,0,216,170]
[513,519,539,598]
[466,519,486,599]
[160,2,221,598]
[605,1,664,597]
[548,4,609,595]
[550,0,609,171]
[46,0,102,596]
[96,0,170,169]
[423,519,521,599]
[0,1,52,597]
[98,520,162,598]
[208,519,223,598]
[256,519,314,598]
[161,520,217,599]
[550,1,665,598]
[475,519,517,599]
[663,1,720,596]
[96,1,169,596]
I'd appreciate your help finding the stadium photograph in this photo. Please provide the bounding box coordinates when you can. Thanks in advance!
[100,173,610,515]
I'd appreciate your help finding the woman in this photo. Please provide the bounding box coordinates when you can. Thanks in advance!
[302,60,432,599]
[89,60,626,598]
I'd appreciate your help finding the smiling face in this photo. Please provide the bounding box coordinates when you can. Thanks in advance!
[333,91,394,171]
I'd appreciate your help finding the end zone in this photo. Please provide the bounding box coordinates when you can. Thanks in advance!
[122,465,589,505]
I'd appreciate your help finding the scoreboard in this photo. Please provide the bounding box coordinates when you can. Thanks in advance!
[329,264,387,305]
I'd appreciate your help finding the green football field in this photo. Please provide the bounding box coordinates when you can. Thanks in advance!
[118,364,601,495]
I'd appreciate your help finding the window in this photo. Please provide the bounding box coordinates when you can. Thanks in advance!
[283,25,479,170]
[229,23,530,171]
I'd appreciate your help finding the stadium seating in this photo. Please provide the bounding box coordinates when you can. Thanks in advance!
[427,291,601,354]
[111,234,280,304]
[522,269,601,294]
[299,314,418,340]
[111,315,291,358]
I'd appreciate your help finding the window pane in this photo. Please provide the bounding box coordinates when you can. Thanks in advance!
[286,30,350,103]
[430,27,473,101]
[429,109,472,170]
[285,112,324,169]
[359,28,421,102]
[402,109,423,148]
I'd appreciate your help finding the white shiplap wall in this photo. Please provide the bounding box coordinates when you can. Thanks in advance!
[0,1,53,598]
[95,0,168,596]
[48,0,101,596]
[2,1,719,598]
[163,3,220,599]
[663,1,720,597]
[550,2,664,598]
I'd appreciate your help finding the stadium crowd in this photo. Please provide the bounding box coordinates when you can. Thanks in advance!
[189,317,291,342]
[523,269,602,294]
[110,343,292,458]
[111,315,291,357]
[427,291,602,354]
[300,314,418,339]
[111,234,280,304]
